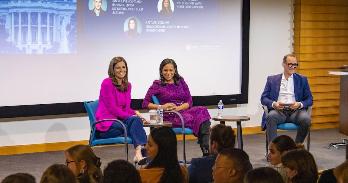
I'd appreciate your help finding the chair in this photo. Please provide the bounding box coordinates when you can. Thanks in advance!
[263,105,312,154]
[84,100,133,161]
[151,95,192,164]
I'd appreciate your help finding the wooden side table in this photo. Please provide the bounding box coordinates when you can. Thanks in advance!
[212,115,250,150]
[143,122,172,130]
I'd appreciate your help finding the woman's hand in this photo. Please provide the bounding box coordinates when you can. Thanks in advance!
[163,103,177,111]
[174,103,189,112]
[134,111,149,124]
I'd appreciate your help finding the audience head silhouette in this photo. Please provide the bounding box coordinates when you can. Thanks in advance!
[1,173,35,183]
[244,167,284,183]
[281,149,318,183]
[145,126,183,183]
[268,135,297,166]
[40,164,77,183]
[213,148,253,183]
[210,124,235,154]
[103,159,141,183]
[65,144,102,183]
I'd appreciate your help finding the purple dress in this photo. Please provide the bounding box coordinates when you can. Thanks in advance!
[142,78,211,135]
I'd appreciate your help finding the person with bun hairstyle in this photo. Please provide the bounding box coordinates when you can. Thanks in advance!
[65,144,103,183]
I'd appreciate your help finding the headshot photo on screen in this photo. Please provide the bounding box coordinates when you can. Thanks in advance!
[89,0,107,16]
[157,0,174,16]
[124,17,142,38]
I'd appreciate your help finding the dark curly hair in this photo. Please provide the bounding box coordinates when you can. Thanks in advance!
[159,58,181,85]
[103,159,141,183]
[210,124,235,153]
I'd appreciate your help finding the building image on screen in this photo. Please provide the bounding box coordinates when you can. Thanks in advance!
[0,0,76,54]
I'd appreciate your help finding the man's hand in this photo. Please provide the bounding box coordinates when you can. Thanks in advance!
[290,102,301,110]
[273,101,285,110]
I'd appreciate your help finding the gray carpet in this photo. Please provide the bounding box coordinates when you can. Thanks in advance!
[0,128,347,181]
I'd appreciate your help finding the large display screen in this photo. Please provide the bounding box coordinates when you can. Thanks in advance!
[0,0,247,112]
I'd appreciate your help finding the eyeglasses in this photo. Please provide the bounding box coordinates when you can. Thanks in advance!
[287,63,298,68]
[65,160,75,166]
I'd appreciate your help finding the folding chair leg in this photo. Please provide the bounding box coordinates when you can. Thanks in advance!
[307,130,310,151]
[125,143,129,161]
[265,132,269,155]
[183,133,187,165]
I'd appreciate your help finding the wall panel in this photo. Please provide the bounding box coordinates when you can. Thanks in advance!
[294,0,348,126]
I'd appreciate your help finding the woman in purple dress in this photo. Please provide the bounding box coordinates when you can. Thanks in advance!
[95,56,147,163]
[142,58,211,156]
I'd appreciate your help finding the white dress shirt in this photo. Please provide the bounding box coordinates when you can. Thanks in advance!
[272,73,303,109]
[277,74,295,104]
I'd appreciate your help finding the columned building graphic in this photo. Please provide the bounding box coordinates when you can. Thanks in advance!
[0,0,76,54]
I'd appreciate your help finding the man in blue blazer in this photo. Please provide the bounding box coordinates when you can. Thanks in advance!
[261,54,313,144]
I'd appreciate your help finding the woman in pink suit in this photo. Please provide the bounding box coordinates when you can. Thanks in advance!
[95,56,147,163]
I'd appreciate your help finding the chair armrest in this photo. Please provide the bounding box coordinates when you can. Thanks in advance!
[262,105,269,115]
[164,110,187,164]
[164,111,185,129]
[93,119,129,142]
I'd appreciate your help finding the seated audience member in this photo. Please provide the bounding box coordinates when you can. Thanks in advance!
[212,148,253,183]
[281,149,318,183]
[268,135,297,182]
[142,58,211,156]
[65,144,102,183]
[96,57,147,163]
[103,159,141,183]
[139,126,189,183]
[244,167,284,183]
[1,173,35,183]
[318,160,348,183]
[261,54,312,145]
[189,124,235,183]
[40,164,77,183]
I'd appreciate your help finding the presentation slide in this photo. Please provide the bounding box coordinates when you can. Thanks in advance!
[0,0,242,107]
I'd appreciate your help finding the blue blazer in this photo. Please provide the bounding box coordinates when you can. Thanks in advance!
[260,73,313,130]
[188,155,216,183]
